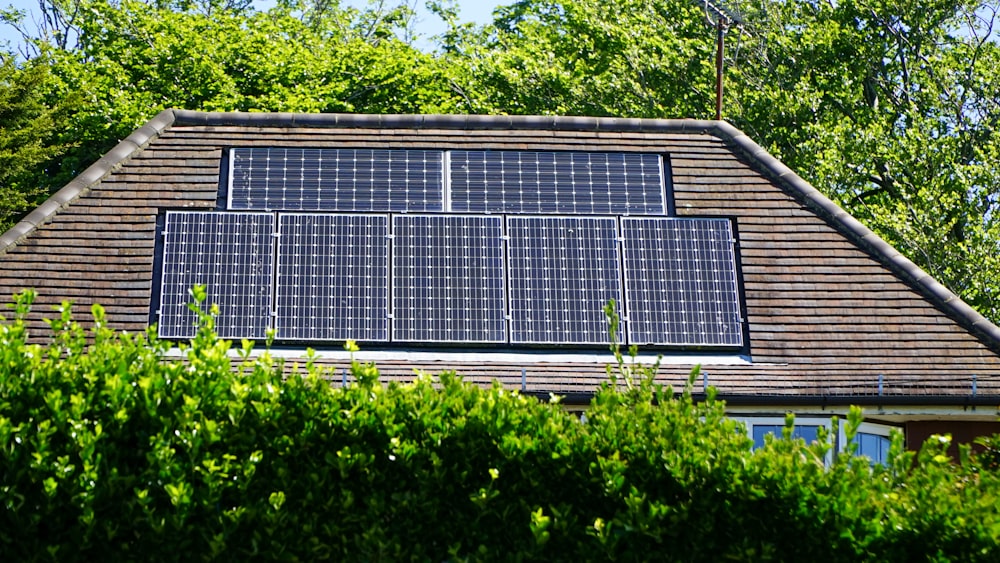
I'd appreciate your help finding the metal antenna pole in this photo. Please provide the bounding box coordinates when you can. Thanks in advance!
[715,18,725,120]
[697,0,742,121]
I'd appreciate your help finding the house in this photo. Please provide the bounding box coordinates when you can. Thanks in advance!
[1,110,998,459]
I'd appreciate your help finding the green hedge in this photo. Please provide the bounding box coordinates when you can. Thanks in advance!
[1,289,999,561]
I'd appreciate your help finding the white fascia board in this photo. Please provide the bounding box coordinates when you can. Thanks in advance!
[164,346,752,366]
[723,404,1000,422]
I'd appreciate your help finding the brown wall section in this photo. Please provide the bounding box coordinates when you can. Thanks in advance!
[906,420,1000,456]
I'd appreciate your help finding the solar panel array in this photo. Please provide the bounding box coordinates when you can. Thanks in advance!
[622,218,743,346]
[230,148,444,212]
[392,215,506,343]
[158,212,274,340]
[157,148,746,348]
[450,151,664,214]
[276,214,389,341]
[507,217,623,344]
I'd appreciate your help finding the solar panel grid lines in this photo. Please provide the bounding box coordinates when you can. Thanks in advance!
[391,215,507,343]
[275,214,390,341]
[158,211,275,340]
[621,217,743,347]
[506,216,624,344]
[229,148,445,212]
[449,150,665,215]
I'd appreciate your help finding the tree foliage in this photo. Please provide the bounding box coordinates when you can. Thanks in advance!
[461,0,717,117]
[0,51,69,232]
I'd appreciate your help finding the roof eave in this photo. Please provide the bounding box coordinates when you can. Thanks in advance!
[539,390,1000,408]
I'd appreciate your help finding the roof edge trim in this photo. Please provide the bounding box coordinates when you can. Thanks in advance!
[185,346,753,366]
[708,121,1000,350]
[549,391,1000,407]
[0,109,178,254]
[170,109,719,132]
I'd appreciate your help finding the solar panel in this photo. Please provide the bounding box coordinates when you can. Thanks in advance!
[450,151,664,215]
[158,212,274,340]
[622,218,743,346]
[276,214,389,341]
[391,215,507,343]
[506,216,623,344]
[229,148,444,212]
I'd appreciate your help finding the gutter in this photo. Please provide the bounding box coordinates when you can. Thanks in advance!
[532,390,1000,408]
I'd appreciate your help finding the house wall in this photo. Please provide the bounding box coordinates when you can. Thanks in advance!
[906,420,1000,457]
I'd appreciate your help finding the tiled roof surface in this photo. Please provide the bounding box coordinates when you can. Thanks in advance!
[2,109,999,402]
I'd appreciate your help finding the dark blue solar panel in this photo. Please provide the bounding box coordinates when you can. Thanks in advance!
[450,151,664,214]
[392,215,507,343]
[622,218,742,346]
[158,212,274,339]
[276,214,389,341]
[506,217,623,344]
[229,148,444,212]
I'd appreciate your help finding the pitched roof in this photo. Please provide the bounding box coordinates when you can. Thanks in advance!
[2,109,999,404]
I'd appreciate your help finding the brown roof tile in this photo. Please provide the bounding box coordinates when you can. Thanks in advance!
[2,110,999,405]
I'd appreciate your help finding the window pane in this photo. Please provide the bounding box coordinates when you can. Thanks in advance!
[752,425,821,449]
[853,432,891,465]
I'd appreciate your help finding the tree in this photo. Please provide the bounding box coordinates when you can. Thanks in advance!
[0,52,68,232]
[464,0,718,118]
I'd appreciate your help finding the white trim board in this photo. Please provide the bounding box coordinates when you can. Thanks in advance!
[164,346,753,366]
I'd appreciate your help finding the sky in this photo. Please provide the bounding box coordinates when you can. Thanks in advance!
[0,0,505,53]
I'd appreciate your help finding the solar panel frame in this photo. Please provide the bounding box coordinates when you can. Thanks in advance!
[621,217,743,347]
[506,216,624,345]
[391,214,508,343]
[229,148,445,212]
[275,213,390,342]
[158,211,275,340]
[449,150,665,215]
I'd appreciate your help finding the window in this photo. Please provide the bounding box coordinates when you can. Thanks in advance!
[844,422,893,466]
[153,148,745,347]
[752,424,821,449]
[738,417,831,450]
[736,416,897,465]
